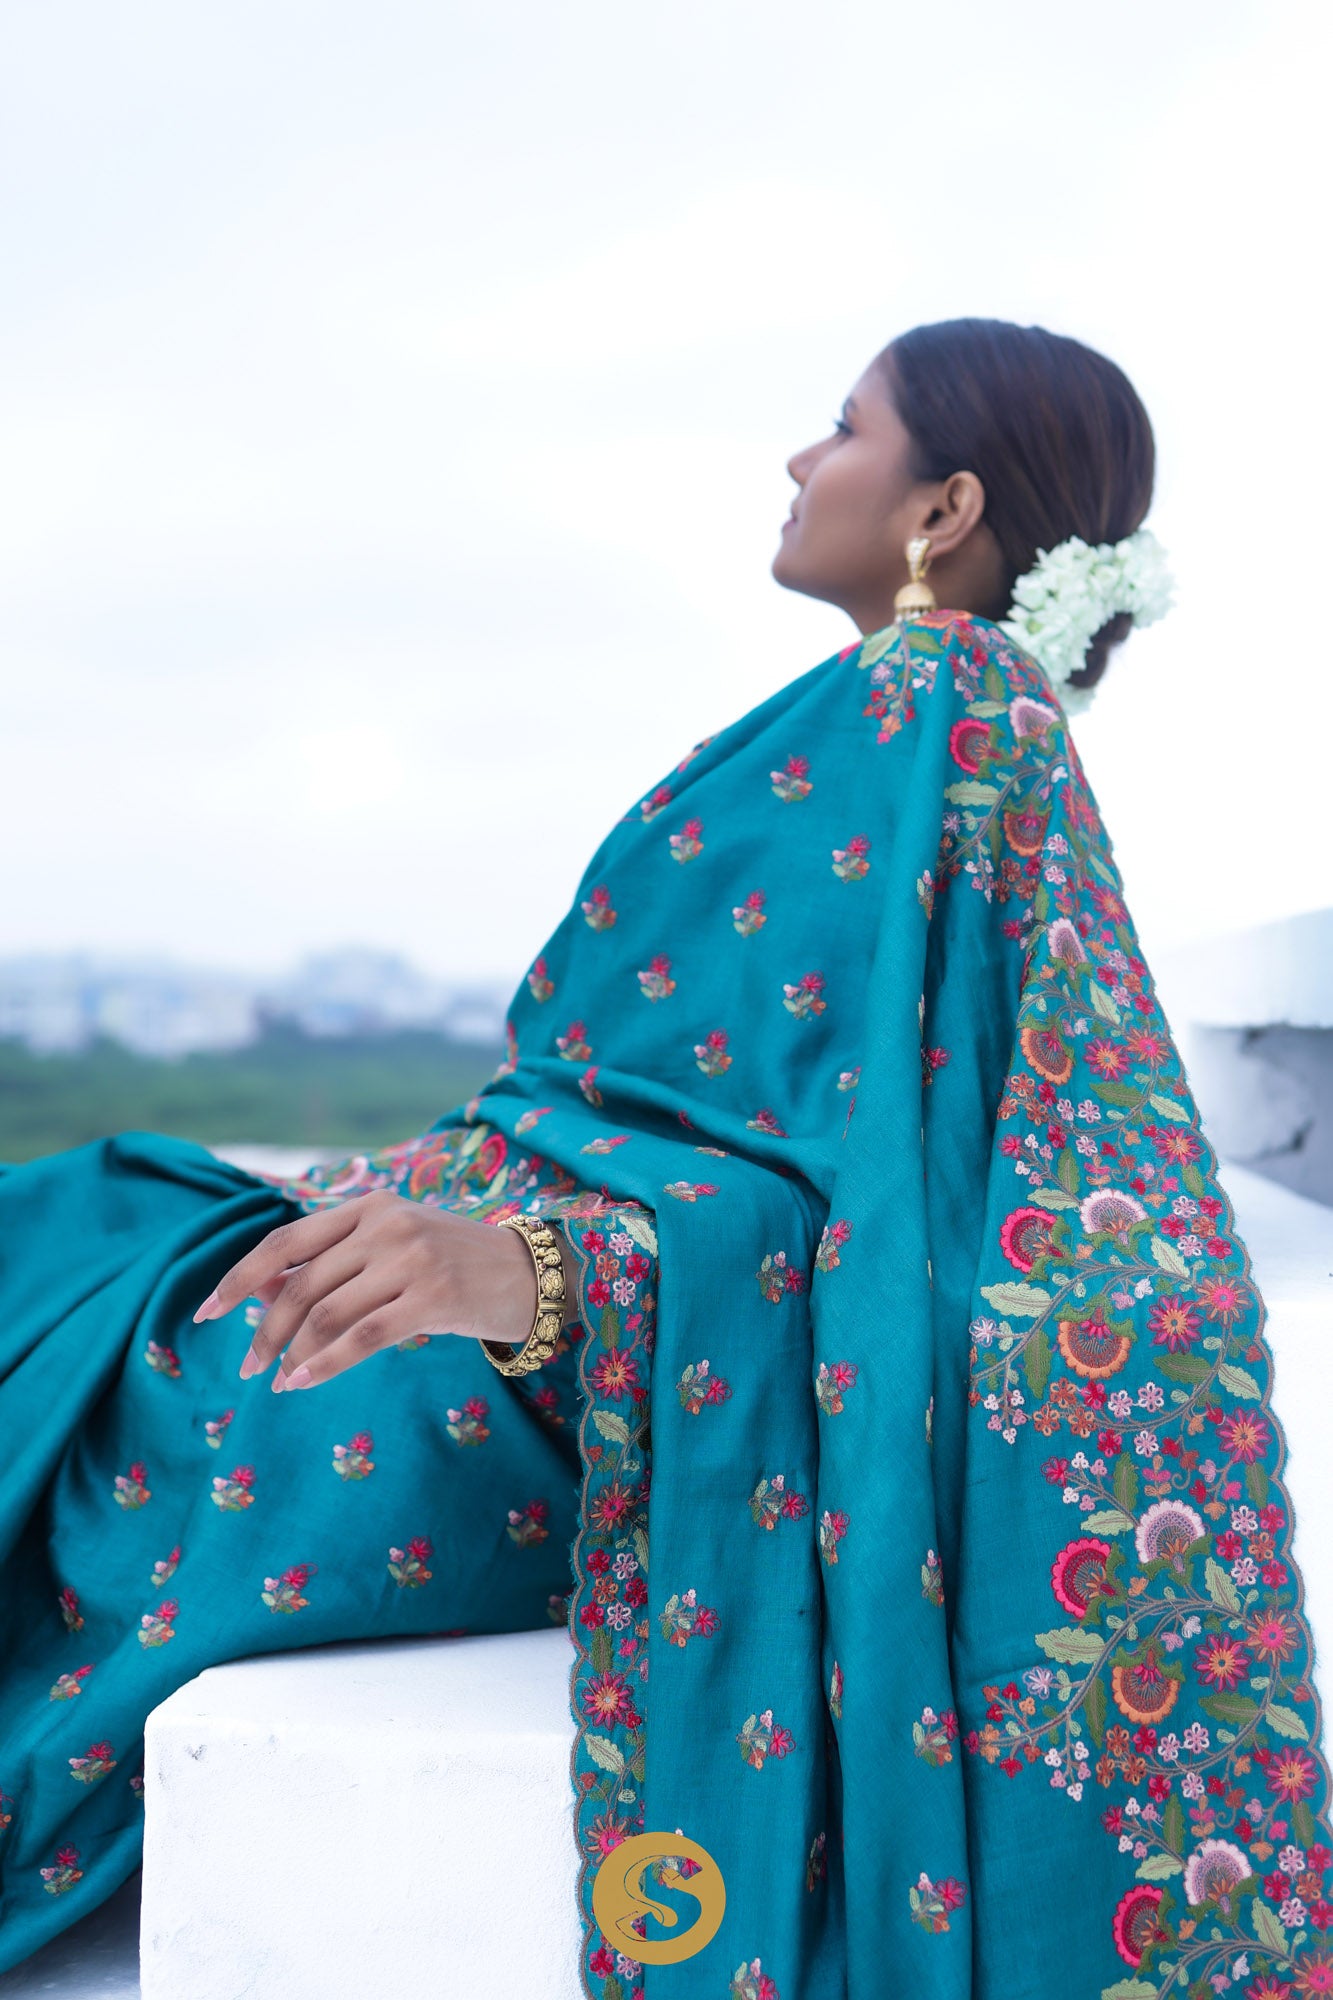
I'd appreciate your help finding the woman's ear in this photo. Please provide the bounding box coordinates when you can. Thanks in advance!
[919,469,988,559]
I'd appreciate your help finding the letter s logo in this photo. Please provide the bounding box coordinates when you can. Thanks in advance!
[591,1831,725,1965]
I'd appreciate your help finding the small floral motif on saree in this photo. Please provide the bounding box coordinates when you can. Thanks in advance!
[819,1510,849,1566]
[506,1500,550,1548]
[261,1565,313,1615]
[210,1465,255,1512]
[755,1251,805,1302]
[771,754,812,802]
[736,1709,796,1770]
[782,970,826,1020]
[387,1537,433,1587]
[814,1220,853,1272]
[526,955,554,1002]
[67,1742,116,1786]
[729,1955,780,2000]
[909,1869,967,1935]
[912,1705,959,1768]
[143,1340,180,1377]
[581,885,617,931]
[203,1408,233,1450]
[49,1667,93,1702]
[137,1600,177,1648]
[332,1431,376,1476]
[814,1359,858,1416]
[662,1180,718,1201]
[733,888,768,935]
[831,833,870,880]
[40,1846,83,1897]
[748,1474,810,1530]
[150,1546,181,1590]
[112,1462,150,1510]
[443,1402,489,1448]
[694,1028,732,1076]
[668,816,704,862]
[658,1589,719,1647]
[57,1587,83,1634]
[676,1359,732,1413]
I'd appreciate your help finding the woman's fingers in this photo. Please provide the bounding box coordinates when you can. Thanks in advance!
[195,1202,363,1324]
[239,1243,370,1380]
[273,1301,410,1393]
[270,1278,407,1390]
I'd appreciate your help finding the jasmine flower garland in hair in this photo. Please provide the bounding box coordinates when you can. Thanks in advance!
[998,527,1175,713]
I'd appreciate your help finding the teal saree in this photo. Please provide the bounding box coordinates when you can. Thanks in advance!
[1,611,1329,2000]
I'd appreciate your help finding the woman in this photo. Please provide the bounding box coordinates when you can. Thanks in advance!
[2,318,1329,2000]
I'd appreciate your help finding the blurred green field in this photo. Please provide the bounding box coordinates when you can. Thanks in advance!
[0,1025,504,1164]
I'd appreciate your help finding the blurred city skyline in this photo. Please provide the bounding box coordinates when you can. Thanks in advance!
[1,0,1326,985]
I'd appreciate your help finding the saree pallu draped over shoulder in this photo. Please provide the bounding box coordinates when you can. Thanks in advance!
[394,611,1330,2000]
[0,611,1328,2000]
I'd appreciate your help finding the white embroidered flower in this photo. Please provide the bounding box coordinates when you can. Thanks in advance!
[999,528,1174,714]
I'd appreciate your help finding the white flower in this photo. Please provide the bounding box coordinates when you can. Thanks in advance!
[999,529,1175,714]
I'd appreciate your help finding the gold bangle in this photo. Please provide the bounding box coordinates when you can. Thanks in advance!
[480,1214,568,1377]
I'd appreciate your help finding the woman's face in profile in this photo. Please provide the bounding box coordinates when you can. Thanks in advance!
[771,362,921,617]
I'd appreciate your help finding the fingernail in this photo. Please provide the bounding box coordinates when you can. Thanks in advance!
[238,1347,263,1380]
[193,1290,220,1324]
[285,1365,313,1391]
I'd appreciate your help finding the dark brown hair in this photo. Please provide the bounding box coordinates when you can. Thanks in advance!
[876,318,1156,694]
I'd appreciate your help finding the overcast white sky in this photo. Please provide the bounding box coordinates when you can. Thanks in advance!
[1,0,1327,993]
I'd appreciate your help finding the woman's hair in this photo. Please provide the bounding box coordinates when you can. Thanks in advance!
[875,318,1156,695]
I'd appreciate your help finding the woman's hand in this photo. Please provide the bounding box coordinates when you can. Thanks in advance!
[191,1192,575,1392]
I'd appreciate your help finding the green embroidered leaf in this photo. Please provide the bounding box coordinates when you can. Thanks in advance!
[1092,1080,1141,1107]
[1294,1798,1318,1846]
[980,1282,1052,1319]
[1264,1703,1310,1742]
[1200,1692,1260,1725]
[967,699,1010,718]
[1100,1981,1157,1999]
[593,1409,631,1446]
[591,1626,613,1675]
[1083,1508,1136,1535]
[1153,1351,1212,1383]
[617,1210,659,1258]
[1135,1852,1182,1880]
[1217,1363,1263,1401]
[1111,1452,1139,1515]
[1033,880,1050,921]
[1163,1791,1184,1856]
[1028,1186,1079,1211]
[1089,982,1121,1025]
[1035,1625,1106,1664]
[1086,852,1118,887]
[1204,1557,1242,1615]
[628,1747,646,1783]
[1251,1898,1289,1955]
[584,1732,626,1775]
[1147,1091,1192,1124]
[599,1303,621,1349]
[1150,1235,1190,1279]
[633,1526,649,1574]
[1084,1672,1107,1747]
[984,660,1007,703]
[858,631,898,671]
[1245,1460,1270,1508]
[1023,1325,1052,1400]
[1182,1161,1206,1198]
[944,780,1001,806]
[1057,1146,1081,1196]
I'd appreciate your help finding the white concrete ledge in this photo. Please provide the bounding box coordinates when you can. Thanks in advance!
[140,1629,583,2000]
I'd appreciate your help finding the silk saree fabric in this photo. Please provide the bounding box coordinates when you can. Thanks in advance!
[2,610,1330,2000]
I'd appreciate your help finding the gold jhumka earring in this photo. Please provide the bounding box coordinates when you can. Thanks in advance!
[893,535,936,622]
